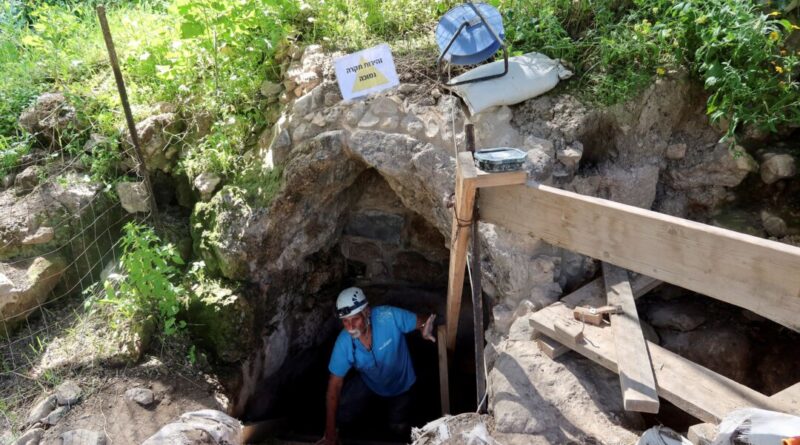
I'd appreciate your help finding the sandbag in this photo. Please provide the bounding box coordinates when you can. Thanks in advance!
[712,408,800,445]
[449,52,572,115]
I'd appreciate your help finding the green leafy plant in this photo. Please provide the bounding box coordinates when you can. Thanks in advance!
[102,222,186,336]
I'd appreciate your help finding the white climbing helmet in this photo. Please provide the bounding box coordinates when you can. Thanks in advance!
[336,287,368,318]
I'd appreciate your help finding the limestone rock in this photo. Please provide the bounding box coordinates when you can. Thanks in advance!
[556,141,583,169]
[357,112,379,129]
[55,380,82,405]
[473,106,522,149]
[525,147,554,182]
[259,80,282,98]
[116,182,150,214]
[125,387,155,406]
[285,45,325,97]
[193,172,221,202]
[141,410,242,445]
[479,223,562,309]
[190,186,252,280]
[760,153,796,184]
[492,303,514,336]
[125,113,185,172]
[370,96,402,116]
[59,429,106,445]
[186,280,254,363]
[22,227,54,245]
[14,428,44,445]
[43,405,69,425]
[26,395,57,425]
[761,210,788,237]
[18,92,77,145]
[15,166,40,194]
[489,340,641,442]
[1,256,67,336]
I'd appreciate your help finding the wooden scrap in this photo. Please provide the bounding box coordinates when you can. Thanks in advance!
[603,262,660,413]
[553,318,583,344]
[573,305,620,325]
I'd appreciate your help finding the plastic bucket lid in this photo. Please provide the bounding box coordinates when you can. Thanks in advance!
[435,2,505,66]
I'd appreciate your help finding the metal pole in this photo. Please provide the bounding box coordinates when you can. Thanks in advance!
[96,5,159,224]
[465,124,486,412]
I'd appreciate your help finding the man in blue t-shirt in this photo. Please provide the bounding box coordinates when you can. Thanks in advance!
[320,287,436,445]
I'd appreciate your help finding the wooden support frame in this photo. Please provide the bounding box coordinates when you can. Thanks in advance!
[529,278,799,423]
[480,182,800,332]
[445,153,528,352]
[603,263,659,413]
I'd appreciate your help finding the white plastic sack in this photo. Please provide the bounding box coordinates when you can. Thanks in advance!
[637,426,692,445]
[142,409,242,445]
[449,52,572,115]
[712,408,800,445]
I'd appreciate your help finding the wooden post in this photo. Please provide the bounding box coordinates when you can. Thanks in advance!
[97,6,159,224]
[466,125,487,412]
[437,325,450,415]
[445,151,478,352]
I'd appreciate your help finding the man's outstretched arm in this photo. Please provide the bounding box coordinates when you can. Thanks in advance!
[323,373,344,445]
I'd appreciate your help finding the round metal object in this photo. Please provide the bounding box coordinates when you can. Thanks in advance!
[435,2,505,65]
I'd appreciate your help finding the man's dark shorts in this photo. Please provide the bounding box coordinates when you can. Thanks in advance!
[337,373,414,435]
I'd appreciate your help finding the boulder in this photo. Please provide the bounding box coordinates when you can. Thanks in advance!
[760,153,796,184]
[186,278,254,363]
[43,405,69,426]
[14,428,44,445]
[125,387,155,406]
[761,210,788,238]
[22,227,54,245]
[26,395,57,425]
[190,186,252,280]
[259,80,282,99]
[193,172,221,202]
[55,380,82,405]
[141,410,242,445]
[125,113,185,172]
[14,166,40,194]
[116,182,150,214]
[18,92,77,146]
[1,256,67,336]
[489,340,641,443]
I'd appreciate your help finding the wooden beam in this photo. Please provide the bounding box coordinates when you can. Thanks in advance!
[772,382,800,412]
[530,301,797,423]
[603,263,660,413]
[445,152,478,352]
[479,183,800,332]
[437,325,450,415]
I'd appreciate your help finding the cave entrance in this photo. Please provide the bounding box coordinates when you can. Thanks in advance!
[241,171,480,444]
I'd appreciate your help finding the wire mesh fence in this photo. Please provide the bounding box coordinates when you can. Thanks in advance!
[0,110,154,426]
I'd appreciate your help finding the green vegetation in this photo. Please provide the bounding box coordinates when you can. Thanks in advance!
[100,221,185,336]
[497,0,799,136]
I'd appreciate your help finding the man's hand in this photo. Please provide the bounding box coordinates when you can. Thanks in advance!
[422,314,436,342]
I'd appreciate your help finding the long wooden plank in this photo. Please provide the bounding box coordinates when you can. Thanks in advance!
[445,152,478,351]
[437,325,450,415]
[480,183,800,332]
[530,302,797,422]
[603,263,659,413]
